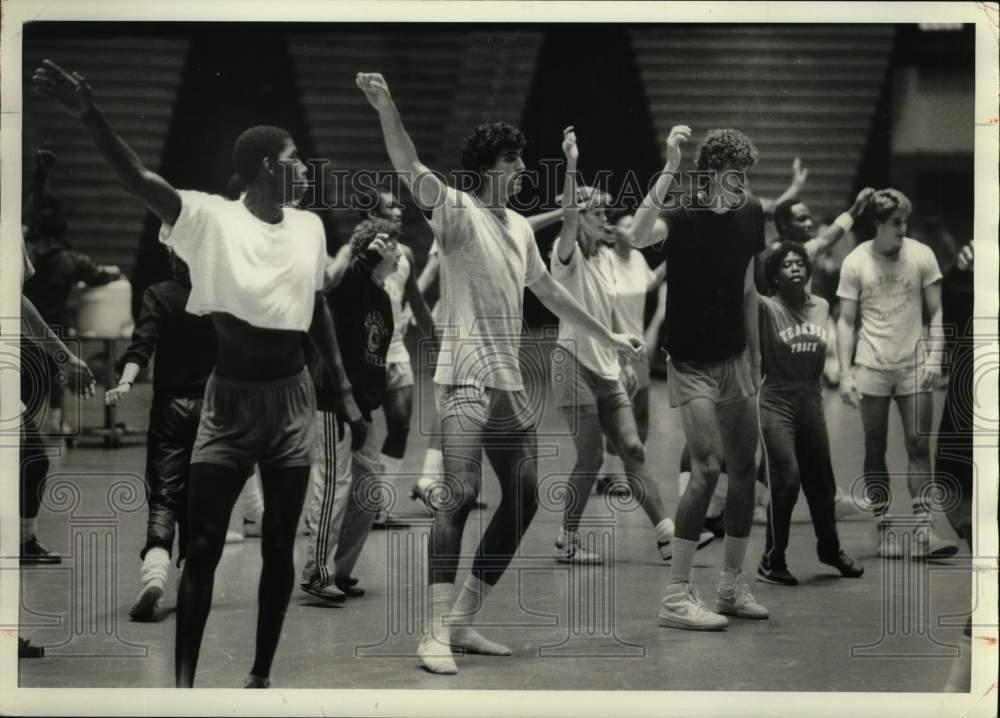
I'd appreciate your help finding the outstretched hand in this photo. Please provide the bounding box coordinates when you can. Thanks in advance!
[60,355,96,399]
[852,187,876,215]
[791,157,809,191]
[562,126,579,163]
[35,149,56,175]
[612,332,645,357]
[356,72,393,111]
[664,125,691,170]
[32,59,95,118]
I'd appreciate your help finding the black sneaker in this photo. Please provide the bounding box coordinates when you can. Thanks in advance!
[704,513,726,538]
[820,550,864,578]
[596,475,631,497]
[334,576,365,597]
[20,537,61,565]
[18,638,44,658]
[757,558,798,586]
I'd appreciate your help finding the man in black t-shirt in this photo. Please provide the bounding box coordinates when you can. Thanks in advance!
[631,127,769,631]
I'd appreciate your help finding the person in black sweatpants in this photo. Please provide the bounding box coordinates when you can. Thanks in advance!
[755,242,864,585]
[105,251,217,621]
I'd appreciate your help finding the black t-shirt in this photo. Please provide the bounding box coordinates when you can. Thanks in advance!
[661,196,766,362]
[312,259,394,417]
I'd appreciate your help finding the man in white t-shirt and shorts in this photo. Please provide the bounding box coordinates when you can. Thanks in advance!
[836,188,957,560]
[357,72,642,675]
[35,60,364,688]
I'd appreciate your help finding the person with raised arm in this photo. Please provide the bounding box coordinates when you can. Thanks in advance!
[356,71,642,674]
[630,127,770,631]
[33,59,363,688]
[836,189,956,561]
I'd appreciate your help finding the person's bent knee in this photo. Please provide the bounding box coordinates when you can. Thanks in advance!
[906,435,930,460]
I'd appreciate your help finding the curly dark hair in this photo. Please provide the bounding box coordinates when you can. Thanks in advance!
[460,122,527,176]
[349,217,399,259]
[764,240,813,289]
[694,129,759,172]
[232,125,291,184]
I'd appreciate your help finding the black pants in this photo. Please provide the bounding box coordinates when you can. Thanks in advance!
[760,379,840,565]
[143,396,202,560]
[20,413,49,522]
[937,388,973,552]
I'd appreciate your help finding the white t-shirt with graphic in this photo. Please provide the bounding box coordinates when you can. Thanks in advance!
[159,190,326,332]
[552,244,620,379]
[602,245,656,339]
[836,237,942,369]
[425,187,547,390]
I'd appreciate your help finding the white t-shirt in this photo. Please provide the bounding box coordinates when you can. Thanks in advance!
[384,249,411,363]
[425,187,547,390]
[159,190,326,332]
[836,237,942,369]
[552,244,620,379]
[603,245,656,340]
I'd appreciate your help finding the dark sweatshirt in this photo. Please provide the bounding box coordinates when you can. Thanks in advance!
[312,256,393,417]
[116,280,217,399]
[23,242,119,329]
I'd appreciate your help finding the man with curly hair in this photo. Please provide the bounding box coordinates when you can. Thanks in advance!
[836,189,956,560]
[631,127,770,631]
[300,218,402,602]
[357,72,642,674]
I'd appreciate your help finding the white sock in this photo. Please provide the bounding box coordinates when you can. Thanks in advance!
[720,535,750,586]
[428,582,454,636]
[419,582,458,674]
[419,448,443,492]
[21,519,37,544]
[667,537,699,587]
[654,518,675,544]
[447,576,511,656]
[707,474,728,518]
[140,547,170,590]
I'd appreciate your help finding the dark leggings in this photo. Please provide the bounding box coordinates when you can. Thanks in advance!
[759,380,840,565]
[175,462,309,687]
[142,397,201,560]
[20,414,49,521]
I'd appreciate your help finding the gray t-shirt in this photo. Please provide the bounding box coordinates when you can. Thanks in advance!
[425,187,547,390]
[759,293,829,381]
[836,238,942,369]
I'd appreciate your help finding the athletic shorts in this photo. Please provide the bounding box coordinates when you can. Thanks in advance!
[666,349,756,408]
[191,367,316,475]
[551,348,632,415]
[854,364,921,398]
[434,384,538,434]
[385,360,415,391]
[622,351,651,395]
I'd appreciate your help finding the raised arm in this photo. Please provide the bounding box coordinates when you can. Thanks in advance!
[526,207,564,232]
[32,60,180,224]
[760,156,809,215]
[808,187,874,257]
[401,245,435,335]
[416,246,440,295]
[632,125,690,248]
[743,259,762,388]
[23,150,55,239]
[555,126,581,264]
[323,244,353,291]
[356,73,447,212]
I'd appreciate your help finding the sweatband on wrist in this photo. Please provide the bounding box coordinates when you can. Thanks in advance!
[834,212,854,232]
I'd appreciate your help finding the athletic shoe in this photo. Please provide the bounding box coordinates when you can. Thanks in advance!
[243,518,262,537]
[914,514,959,560]
[752,504,768,526]
[18,638,44,658]
[834,488,874,519]
[704,513,726,538]
[876,520,903,559]
[300,578,347,603]
[129,581,164,622]
[554,534,602,564]
[410,485,433,515]
[334,576,365,597]
[819,550,864,578]
[372,512,411,530]
[20,537,61,565]
[717,578,770,619]
[595,475,630,497]
[658,530,715,561]
[224,529,244,544]
[756,557,798,586]
[244,674,270,688]
[658,583,729,631]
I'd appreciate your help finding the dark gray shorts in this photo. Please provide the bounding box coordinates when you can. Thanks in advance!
[191,367,316,475]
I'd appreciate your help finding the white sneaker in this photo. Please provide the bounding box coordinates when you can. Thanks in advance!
[554,533,602,564]
[658,583,728,631]
[717,577,769,619]
[659,530,715,561]
[128,581,164,622]
[877,518,904,559]
[914,514,959,559]
[835,487,874,519]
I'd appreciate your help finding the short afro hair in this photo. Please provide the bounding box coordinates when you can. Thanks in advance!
[694,129,758,172]
[866,188,912,224]
[764,240,813,289]
[232,125,291,184]
[461,122,527,175]
[774,197,806,235]
[350,217,399,260]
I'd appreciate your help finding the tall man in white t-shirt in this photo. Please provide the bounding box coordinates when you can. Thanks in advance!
[356,72,643,675]
[836,188,957,559]
[34,60,364,688]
